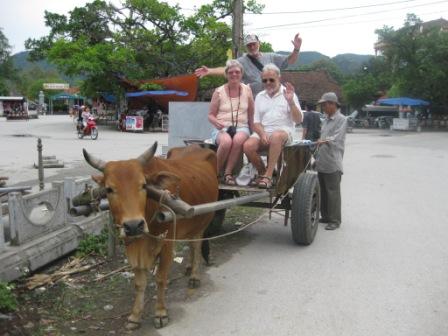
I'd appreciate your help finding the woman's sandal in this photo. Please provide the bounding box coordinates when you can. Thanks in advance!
[257,176,272,189]
[224,174,237,186]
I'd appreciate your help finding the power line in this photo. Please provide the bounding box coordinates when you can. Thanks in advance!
[246,0,419,15]
[260,9,448,31]
[252,0,448,30]
[179,0,418,14]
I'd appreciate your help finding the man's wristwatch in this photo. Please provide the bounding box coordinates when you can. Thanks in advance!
[294,48,300,52]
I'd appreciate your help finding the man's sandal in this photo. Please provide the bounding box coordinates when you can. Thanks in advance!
[249,176,261,187]
[257,176,272,189]
[224,174,237,186]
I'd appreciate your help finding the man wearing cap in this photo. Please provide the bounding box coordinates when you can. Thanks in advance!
[195,33,302,95]
[315,92,347,230]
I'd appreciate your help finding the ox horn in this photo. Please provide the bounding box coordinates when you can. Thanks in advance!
[137,142,158,166]
[83,148,106,172]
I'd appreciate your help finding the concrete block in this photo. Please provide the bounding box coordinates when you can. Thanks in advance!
[0,211,109,282]
[9,182,67,245]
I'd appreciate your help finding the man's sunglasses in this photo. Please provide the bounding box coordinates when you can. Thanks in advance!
[262,78,276,83]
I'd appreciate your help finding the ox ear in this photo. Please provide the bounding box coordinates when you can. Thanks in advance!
[137,142,158,166]
[146,171,181,190]
[91,174,105,186]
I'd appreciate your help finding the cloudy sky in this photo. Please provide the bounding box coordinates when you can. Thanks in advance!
[1,0,448,57]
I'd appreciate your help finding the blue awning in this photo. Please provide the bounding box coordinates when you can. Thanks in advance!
[101,93,117,103]
[126,90,188,98]
[377,97,430,106]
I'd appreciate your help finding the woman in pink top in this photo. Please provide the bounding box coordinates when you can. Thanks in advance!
[208,60,254,185]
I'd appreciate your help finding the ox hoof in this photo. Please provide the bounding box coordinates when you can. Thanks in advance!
[185,266,192,276]
[125,321,141,330]
[188,278,201,289]
[153,315,169,329]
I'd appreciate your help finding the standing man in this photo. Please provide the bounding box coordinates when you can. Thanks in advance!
[315,92,347,230]
[302,104,322,141]
[195,33,302,96]
[243,64,303,188]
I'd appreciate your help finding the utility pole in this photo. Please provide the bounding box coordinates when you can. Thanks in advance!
[232,0,243,58]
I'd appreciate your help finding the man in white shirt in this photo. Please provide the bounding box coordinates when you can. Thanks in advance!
[243,63,303,188]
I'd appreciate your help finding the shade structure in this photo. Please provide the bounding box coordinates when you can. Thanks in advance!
[126,90,188,98]
[377,97,430,106]
[118,74,198,111]
[50,92,85,101]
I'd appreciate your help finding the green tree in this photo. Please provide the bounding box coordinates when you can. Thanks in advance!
[0,28,16,95]
[375,14,448,106]
[342,56,392,108]
[25,0,264,96]
[16,66,65,100]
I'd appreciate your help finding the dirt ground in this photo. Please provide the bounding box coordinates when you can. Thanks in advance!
[0,206,263,336]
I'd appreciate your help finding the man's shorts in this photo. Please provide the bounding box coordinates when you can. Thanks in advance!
[250,127,293,145]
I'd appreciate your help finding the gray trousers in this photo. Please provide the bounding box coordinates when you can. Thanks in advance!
[318,171,342,225]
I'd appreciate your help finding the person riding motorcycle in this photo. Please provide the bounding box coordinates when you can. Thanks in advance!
[81,107,92,128]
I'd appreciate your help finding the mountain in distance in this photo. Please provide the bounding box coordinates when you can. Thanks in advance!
[277,50,330,68]
[11,51,79,84]
[278,50,374,75]
[12,51,56,72]
[12,50,375,80]
[332,53,374,74]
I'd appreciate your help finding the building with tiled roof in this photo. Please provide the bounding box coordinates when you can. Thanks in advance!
[280,70,343,109]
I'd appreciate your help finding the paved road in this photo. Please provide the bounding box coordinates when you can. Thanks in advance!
[0,116,168,187]
[2,117,447,335]
[142,129,447,336]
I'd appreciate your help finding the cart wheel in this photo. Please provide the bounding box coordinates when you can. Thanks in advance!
[91,128,98,140]
[291,171,320,245]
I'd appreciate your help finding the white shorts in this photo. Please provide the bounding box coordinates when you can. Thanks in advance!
[250,128,293,145]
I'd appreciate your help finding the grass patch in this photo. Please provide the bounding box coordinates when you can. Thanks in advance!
[0,281,17,312]
[76,229,109,257]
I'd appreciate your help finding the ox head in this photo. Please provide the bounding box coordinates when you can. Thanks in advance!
[83,142,179,238]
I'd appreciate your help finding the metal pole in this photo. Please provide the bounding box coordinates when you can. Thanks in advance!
[37,138,44,191]
[232,0,244,58]
[157,191,270,223]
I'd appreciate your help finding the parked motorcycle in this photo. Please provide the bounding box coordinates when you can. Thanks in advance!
[77,117,98,140]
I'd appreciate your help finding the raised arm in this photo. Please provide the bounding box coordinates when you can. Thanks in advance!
[195,66,226,78]
[284,82,303,124]
[287,33,302,65]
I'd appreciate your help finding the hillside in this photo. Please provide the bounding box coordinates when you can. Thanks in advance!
[280,51,374,75]
[11,51,78,84]
[332,53,374,75]
[12,50,375,79]
[12,51,57,73]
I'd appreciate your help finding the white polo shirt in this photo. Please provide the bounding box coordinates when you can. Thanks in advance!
[254,85,302,134]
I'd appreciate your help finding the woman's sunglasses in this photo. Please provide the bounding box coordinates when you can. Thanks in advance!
[262,78,276,83]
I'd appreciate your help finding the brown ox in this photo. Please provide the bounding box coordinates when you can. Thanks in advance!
[83,142,218,330]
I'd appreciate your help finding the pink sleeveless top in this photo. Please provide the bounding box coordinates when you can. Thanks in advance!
[215,83,251,127]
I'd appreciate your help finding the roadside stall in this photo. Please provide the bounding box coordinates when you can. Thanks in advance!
[118,74,198,132]
[377,97,430,131]
[49,92,85,115]
[0,96,31,120]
